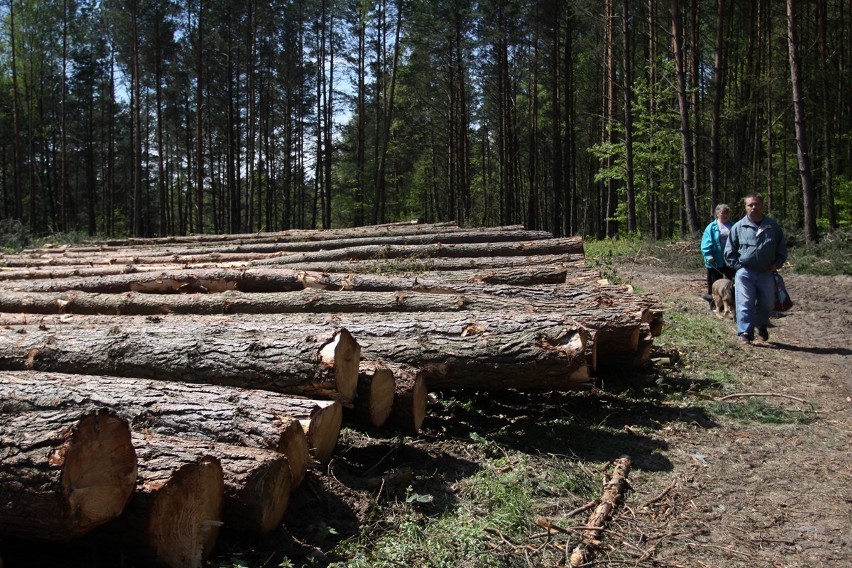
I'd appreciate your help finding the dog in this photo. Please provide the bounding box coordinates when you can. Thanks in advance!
[711,277,735,319]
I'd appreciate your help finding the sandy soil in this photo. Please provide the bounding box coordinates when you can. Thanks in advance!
[616,263,852,568]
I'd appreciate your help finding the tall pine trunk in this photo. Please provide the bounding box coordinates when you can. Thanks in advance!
[670,0,699,237]
[786,0,817,242]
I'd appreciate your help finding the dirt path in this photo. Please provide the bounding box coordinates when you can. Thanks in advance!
[619,263,852,568]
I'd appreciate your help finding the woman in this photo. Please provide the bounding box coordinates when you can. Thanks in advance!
[700,203,736,311]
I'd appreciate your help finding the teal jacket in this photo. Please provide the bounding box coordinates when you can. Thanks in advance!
[724,215,787,272]
[700,219,729,268]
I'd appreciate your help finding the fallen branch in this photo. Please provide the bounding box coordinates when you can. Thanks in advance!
[568,456,632,567]
[715,392,814,411]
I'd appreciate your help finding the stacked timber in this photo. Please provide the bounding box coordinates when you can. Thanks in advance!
[0,221,663,565]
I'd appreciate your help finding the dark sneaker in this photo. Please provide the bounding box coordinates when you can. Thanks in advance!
[738,334,752,346]
[757,327,769,341]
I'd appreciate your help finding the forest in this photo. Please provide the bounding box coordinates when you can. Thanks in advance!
[0,0,849,241]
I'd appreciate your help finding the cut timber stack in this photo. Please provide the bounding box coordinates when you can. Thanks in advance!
[0,221,663,565]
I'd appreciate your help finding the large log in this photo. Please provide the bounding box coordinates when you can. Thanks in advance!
[0,323,360,403]
[80,220,462,247]
[0,408,137,542]
[134,433,291,536]
[94,437,223,568]
[0,371,319,486]
[0,312,592,390]
[16,228,556,261]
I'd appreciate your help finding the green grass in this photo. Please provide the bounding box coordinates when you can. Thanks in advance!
[328,452,596,568]
[713,398,817,425]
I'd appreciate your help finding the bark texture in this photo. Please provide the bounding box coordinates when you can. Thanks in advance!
[0,408,137,542]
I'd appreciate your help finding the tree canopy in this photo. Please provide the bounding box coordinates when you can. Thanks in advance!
[0,0,849,239]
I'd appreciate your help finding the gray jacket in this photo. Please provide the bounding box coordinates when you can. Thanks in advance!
[724,214,787,272]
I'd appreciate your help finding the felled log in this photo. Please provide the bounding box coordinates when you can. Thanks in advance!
[82,220,461,247]
[347,361,396,428]
[0,250,282,267]
[0,371,316,487]
[0,323,360,403]
[18,228,556,261]
[4,267,307,294]
[0,408,137,542]
[94,438,223,568]
[134,433,291,536]
[0,312,592,390]
[251,236,583,266]
[385,362,429,433]
[2,265,587,295]
[253,252,586,273]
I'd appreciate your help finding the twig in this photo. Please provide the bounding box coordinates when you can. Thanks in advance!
[715,392,815,411]
[567,499,600,517]
[641,478,678,508]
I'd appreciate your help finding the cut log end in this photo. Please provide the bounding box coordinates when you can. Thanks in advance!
[224,454,292,536]
[147,456,224,568]
[300,402,343,463]
[62,411,139,535]
[353,362,396,427]
[319,329,361,403]
[274,419,311,488]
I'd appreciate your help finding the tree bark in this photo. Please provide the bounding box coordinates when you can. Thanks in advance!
[671,0,700,236]
[786,0,818,243]
[0,324,360,404]
[2,264,583,293]
[569,456,632,567]
[0,370,317,487]
[93,439,223,568]
[252,236,584,266]
[251,252,586,274]
[0,408,137,542]
[135,433,291,536]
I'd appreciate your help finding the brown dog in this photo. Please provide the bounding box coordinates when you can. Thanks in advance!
[711,277,734,319]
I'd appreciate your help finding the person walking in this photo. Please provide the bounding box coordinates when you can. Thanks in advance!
[700,203,736,312]
[724,193,788,345]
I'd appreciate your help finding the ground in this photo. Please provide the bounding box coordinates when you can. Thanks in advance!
[605,261,852,568]
[1,261,849,568]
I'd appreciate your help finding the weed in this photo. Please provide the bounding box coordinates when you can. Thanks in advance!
[713,398,817,425]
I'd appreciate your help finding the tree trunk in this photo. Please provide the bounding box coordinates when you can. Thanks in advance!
[0,408,137,542]
[0,324,360,404]
[0,370,315,486]
[671,0,700,236]
[709,0,726,210]
[786,0,818,243]
[253,236,584,266]
[4,264,579,293]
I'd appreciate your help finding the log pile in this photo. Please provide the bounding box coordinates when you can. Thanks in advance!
[0,221,662,566]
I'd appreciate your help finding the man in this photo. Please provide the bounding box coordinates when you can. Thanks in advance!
[724,193,787,345]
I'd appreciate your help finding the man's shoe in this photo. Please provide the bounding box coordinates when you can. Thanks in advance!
[757,327,769,341]
[738,334,752,346]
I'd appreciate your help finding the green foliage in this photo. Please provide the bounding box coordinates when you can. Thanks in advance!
[785,230,852,276]
[0,219,32,253]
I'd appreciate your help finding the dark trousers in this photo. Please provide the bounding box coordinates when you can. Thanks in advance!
[706,266,736,307]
